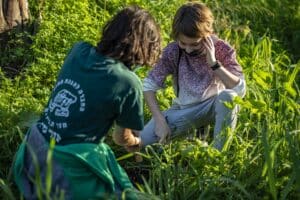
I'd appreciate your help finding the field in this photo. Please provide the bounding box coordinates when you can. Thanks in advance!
[0,0,299,199]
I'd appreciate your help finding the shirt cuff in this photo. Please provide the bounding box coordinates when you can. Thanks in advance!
[143,77,161,92]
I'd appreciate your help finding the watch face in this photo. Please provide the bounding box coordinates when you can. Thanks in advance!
[211,62,220,70]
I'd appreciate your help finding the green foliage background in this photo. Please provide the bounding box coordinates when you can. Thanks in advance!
[0,0,299,199]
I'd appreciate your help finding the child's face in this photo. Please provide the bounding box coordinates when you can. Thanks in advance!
[177,34,206,56]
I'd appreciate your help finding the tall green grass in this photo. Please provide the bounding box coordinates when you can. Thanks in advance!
[136,30,299,200]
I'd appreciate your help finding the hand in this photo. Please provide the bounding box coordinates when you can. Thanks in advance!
[124,136,143,162]
[154,117,171,144]
[132,130,140,137]
[203,36,217,67]
[124,136,141,152]
[125,144,140,152]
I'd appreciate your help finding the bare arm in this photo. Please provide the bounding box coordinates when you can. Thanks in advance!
[212,65,240,89]
[203,36,241,89]
[144,91,164,120]
[144,90,171,143]
[112,125,140,147]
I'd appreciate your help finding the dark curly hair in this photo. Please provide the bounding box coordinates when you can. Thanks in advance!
[97,5,161,68]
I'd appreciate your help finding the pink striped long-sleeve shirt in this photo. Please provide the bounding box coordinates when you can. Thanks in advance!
[144,37,246,107]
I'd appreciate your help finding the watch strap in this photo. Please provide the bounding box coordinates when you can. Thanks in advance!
[211,61,221,71]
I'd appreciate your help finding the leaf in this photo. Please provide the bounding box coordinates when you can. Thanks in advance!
[249,99,267,109]
[283,82,297,98]
[116,152,134,161]
[253,71,270,90]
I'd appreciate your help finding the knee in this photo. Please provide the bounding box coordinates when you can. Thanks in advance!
[139,120,158,147]
[217,90,237,102]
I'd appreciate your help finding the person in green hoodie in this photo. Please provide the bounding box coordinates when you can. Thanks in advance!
[13,5,161,200]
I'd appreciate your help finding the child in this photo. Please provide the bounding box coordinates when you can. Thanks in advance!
[140,2,246,150]
[13,5,161,199]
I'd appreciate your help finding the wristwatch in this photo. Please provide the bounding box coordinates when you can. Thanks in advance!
[211,61,221,71]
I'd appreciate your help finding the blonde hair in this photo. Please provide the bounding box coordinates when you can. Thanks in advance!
[172,2,214,39]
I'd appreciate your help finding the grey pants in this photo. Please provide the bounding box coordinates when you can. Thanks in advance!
[140,89,239,150]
